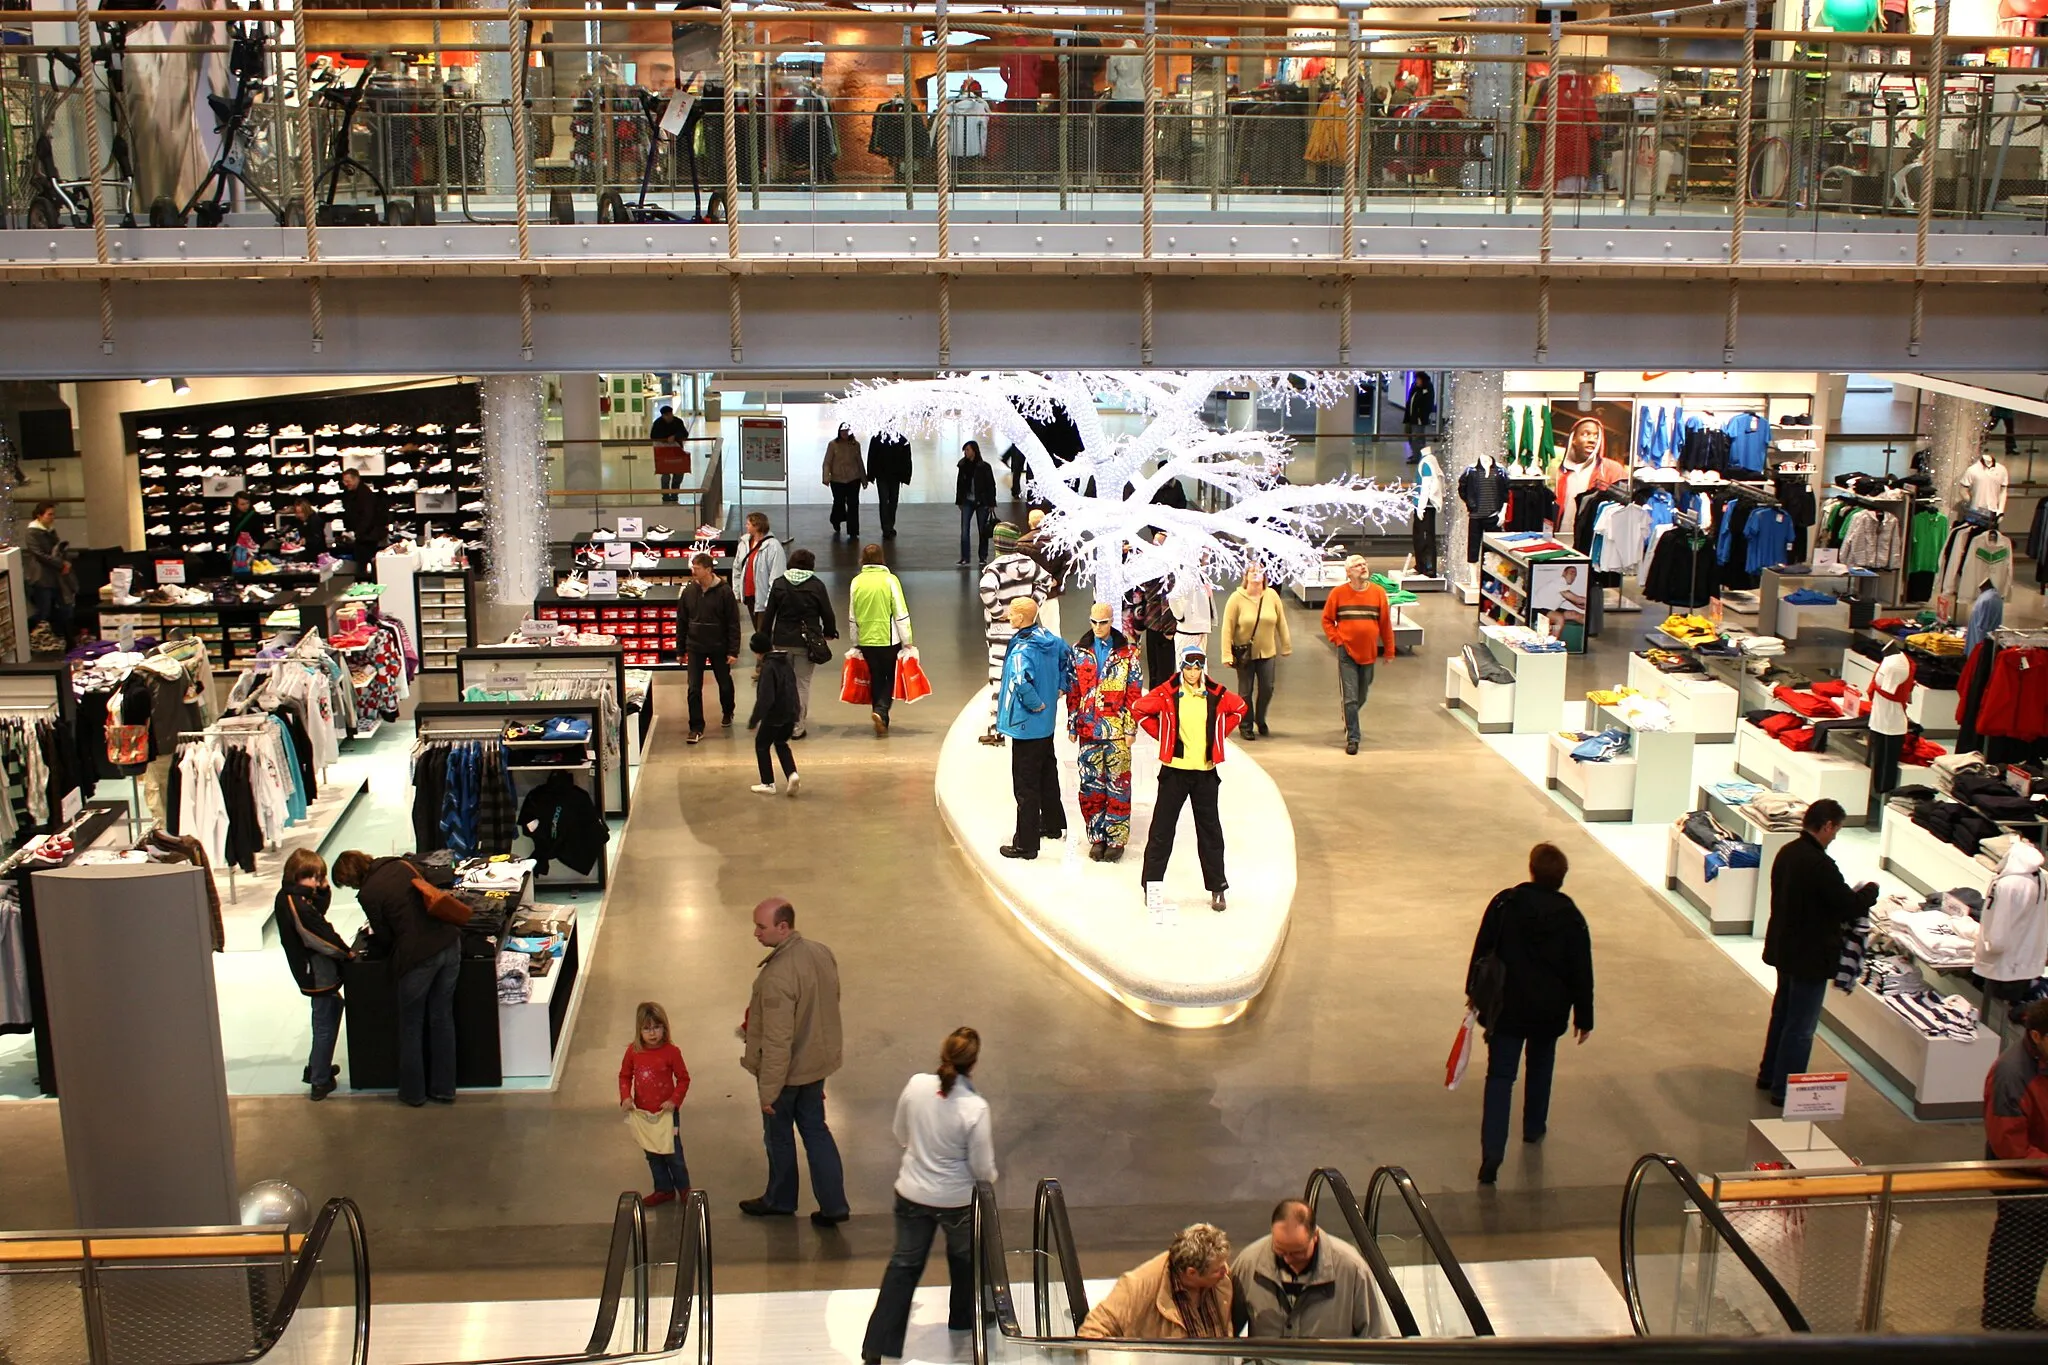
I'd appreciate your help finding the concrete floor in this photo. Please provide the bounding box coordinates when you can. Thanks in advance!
[0,500,1992,1311]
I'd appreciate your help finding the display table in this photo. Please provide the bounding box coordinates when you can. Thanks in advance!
[1667,823,1763,934]
[1877,806,1999,899]
[1547,704,1693,824]
[1746,1119,1854,1170]
[1821,973,2003,1120]
[1625,654,1739,744]
[1733,720,1872,826]
[1778,598,1851,641]
[1284,565,1423,651]
[500,914,581,1080]
[1443,654,1514,733]
[1757,567,1858,640]
[1697,786,1801,938]
[1468,626,1569,734]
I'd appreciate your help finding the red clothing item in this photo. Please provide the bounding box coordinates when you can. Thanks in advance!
[620,1041,691,1113]
[1320,582,1398,664]
[1758,712,1805,736]
[1130,677,1246,766]
[1810,679,1849,698]
[1778,726,1817,752]
[1974,646,2048,743]
[1525,72,1599,186]
[1772,685,1842,719]
[1986,1036,2048,1160]
[1900,733,1948,765]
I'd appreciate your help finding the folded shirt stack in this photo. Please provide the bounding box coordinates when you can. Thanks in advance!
[1711,780,1768,805]
[1772,685,1844,718]
[496,950,532,1004]
[1660,614,1721,646]
[1889,907,1981,969]
[1784,588,1841,606]
[1746,792,1810,830]
[1614,696,1675,732]
[1738,636,1787,657]
[1906,631,1966,657]
[1644,648,1705,674]
[1567,727,1631,763]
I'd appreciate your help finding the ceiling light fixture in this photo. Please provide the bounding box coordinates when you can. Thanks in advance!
[171,378,191,395]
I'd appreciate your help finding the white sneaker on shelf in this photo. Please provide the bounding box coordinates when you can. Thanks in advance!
[208,424,235,438]
[647,524,673,541]
[589,529,615,542]
[556,574,589,598]
[750,783,777,795]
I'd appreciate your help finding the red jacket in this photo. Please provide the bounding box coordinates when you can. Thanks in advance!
[1129,677,1245,766]
[620,1042,691,1114]
[1986,1034,2048,1161]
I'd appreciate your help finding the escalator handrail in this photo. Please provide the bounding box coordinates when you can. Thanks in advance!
[1304,1167,1423,1340]
[246,1196,371,1365]
[661,1189,713,1360]
[973,1179,1023,1365]
[586,1192,652,1356]
[1620,1152,1811,1336]
[1363,1166,1495,1337]
[1032,1178,1091,1333]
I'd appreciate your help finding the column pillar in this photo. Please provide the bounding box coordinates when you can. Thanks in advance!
[559,373,604,493]
[76,382,139,549]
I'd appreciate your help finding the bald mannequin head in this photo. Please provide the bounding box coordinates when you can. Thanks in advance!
[752,897,796,948]
[1008,597,1039,630]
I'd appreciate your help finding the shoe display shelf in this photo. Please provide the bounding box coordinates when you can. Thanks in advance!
[531,587,682,670]
[1545,697,1695,824]
[416,571,478,673]
[127,383,486,562]
[1443,624,1567,735]
[1733,718,1873,826]
[1625,652,1740,743]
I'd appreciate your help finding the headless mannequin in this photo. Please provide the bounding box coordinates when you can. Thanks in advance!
[1962,451,2010,518]
[1866,639,1913,818]
[1413,446,1443,577]
[1459,453,1507,564]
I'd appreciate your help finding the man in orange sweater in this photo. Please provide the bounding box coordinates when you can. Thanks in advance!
[1320,555,1397,755]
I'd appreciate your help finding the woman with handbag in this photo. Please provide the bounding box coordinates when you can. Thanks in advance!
[759,547,839,739]
[333,848,464,1108]
[1220,566,1291,741]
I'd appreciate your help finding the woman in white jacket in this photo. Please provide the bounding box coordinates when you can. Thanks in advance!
[860,1028,996,1364]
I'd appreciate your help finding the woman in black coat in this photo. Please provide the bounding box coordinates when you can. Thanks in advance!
[757,547,838,738]
[1466,842,1594,1186]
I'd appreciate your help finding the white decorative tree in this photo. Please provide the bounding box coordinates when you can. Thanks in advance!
[830,371,1415,607]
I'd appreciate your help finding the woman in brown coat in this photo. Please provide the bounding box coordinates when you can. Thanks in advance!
[1078,1223,1234,1339]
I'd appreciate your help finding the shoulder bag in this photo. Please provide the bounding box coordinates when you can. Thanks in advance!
[403,861,473,926]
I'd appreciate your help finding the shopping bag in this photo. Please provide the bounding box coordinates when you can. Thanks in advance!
[652,441,692,476]
[1444,1009,1479,1090]
[840,649,871,705]
[894,646,933,703]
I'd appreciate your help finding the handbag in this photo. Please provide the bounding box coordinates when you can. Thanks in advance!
[625,1105,680,1155]
[403,861,473,926]
[839,649,871,705]
[894,646,933,703]
[802,625,834,666]
[105,714,150,767]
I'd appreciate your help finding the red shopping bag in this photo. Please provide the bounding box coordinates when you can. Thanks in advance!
[893,647,933,703]
[840,650,871,705]
[652,441,692,476]
[1444,1009,1479,1091]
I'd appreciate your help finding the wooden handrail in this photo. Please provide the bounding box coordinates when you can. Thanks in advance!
[0,1231,303,1265]
[1716,1169,2048,1203]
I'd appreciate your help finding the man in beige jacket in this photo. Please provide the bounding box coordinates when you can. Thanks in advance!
[739,896,849,1225]
[1078,1224,1234,1340]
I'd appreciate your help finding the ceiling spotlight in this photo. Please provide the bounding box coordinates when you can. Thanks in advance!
[1577,371,1595,412]
[141,378,162,386]
[171,377,191,395]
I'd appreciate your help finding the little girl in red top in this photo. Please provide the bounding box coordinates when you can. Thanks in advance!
[619,1001,692,1205]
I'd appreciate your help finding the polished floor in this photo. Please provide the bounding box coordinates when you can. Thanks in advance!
[0,501,1992,1311]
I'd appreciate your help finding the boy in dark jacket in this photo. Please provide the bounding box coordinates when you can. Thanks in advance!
[748,640,801,797]
[273,848,350,1100]
[1466,842,1594,1185]
[680,552,742,742]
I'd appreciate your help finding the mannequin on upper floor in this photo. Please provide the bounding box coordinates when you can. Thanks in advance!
[1961,451,2010,519]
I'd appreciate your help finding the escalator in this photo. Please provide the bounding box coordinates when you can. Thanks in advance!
[1621,1153,1808,1338]
[233,1188,712,1365]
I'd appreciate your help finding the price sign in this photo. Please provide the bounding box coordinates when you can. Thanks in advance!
[587,570,619,597]
[617,517,644,538]
[1783,1072,1849,1122]
[740,416,788,484]
[603,542,632,566]
[154,559,186,585]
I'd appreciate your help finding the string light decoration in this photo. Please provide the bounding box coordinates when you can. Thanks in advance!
[1441,370,1506,596]
[831,371,1415,607]
[480,375,550,606]
[1927,390,1988,509]
[0,422,20,553]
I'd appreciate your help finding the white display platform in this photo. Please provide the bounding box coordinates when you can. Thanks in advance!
[1667,824,1761,934]
[1444,655,1515,733]
[1877,806,1999,900]
[1733,720,1871,826]
[1779,599,1850,641]
[935,695,1294,1028]
[1822,974,2003,1120]
[1625,654,1739,743]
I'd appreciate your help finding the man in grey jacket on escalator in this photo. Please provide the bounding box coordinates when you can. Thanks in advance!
[1231,1199,1381,1340]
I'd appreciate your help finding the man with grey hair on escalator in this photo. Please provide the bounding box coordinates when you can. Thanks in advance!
[1079,1223,1235,1340]
[1231,1198,1382,1340]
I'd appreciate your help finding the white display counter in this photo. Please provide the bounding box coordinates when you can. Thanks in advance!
[1821,973,2003,1120]
[934,695,1293,1028]
[1486,628,1569,735]
[1667,824,1763,934]
[1841,648,1959,737]
[1733,720,1872,826]
[1696,785,1801,939]
[1779,598,1851,641]
[1444,655,1514,733]
[1625,654,1739,743]
[1877,806,1998,899]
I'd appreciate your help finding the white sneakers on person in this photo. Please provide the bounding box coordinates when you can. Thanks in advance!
[750,783,777,795]
[784,772,800,797]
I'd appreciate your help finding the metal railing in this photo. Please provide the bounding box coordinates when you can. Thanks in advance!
[1623,1153,1811,1337]
[1361,1167,1493,1338]
[1708,1158,2048,1336]
[1304,1168,1425,1339]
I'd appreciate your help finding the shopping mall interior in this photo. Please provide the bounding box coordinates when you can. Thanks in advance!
[5,0,2048,1358]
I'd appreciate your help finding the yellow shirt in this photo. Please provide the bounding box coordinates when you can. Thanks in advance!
[1165,687,1215,771]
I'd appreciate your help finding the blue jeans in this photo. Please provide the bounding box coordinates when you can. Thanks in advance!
[1480,1031,1558,1164]
[861,1193,975,1359]
[308,992,343,1088]
[1337,655,1375,742]
[395,942,459,1105]
[760,1079,848,1216]
[959,504,992,562]
[644,1114,692,1193]
[1757,972,1829,1103]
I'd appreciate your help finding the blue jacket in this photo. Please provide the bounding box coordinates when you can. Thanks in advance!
[996,624,1076,741]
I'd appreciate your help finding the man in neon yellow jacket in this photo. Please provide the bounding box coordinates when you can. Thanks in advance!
[848,543,913,736]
